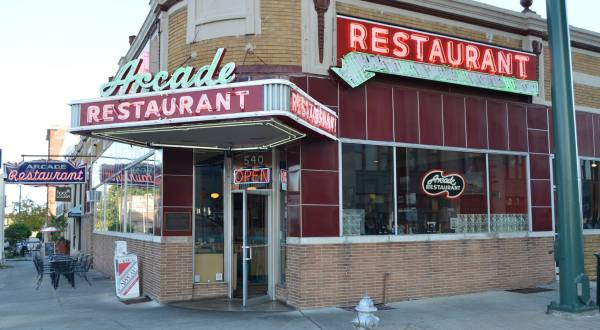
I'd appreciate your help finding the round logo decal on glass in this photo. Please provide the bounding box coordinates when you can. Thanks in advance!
[421,170,466,199]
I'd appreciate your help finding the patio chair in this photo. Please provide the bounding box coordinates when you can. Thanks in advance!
[33,256,52,290]
[74,254,93,286]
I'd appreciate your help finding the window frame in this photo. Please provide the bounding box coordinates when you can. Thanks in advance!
[577,156,600,234]
[339,138,532,237]
[92,149,159,236]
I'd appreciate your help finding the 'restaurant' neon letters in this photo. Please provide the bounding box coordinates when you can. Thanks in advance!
[337,16,537,81]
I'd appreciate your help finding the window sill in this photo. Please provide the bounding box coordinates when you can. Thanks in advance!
[286,231,554,245]
[93,230,192,243]
[583,229,600,235]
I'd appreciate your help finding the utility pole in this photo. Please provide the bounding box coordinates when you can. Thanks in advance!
[546,0,596,314]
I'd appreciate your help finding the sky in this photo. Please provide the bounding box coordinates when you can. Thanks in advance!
[0,0,149,211]
[0,0,599,212]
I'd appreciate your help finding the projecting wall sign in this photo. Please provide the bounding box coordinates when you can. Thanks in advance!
[332,16,539,96]
[4,160,86,185]
[421,170,466,199]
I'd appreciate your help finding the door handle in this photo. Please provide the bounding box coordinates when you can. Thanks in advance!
[244,246,252,261]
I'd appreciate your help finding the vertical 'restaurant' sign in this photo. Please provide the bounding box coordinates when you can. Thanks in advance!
[332,15,539,95]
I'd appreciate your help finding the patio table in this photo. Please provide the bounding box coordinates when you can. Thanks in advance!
[49,257,76,289]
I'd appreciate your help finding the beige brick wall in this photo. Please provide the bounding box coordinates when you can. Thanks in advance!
[282,237,555,309]
[80,214,93,254]
[573,52,600,77]
[167,0,302,72]
[192,283,228,299]
[92,233,195,302]
[574,84,600,109]
[93,234,163,300]
[543,48,600,108]
[584,234,600,279]
[335,3,522,49]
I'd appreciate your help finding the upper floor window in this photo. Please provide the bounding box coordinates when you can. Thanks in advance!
[186,0,261,43]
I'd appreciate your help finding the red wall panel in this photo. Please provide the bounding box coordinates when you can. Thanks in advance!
[487,101,508,150]
[530,154,550,180]
[366,84,394,141]
[507,104,527,152]
[442,94,466,148]
[394,88,419,143]
[527,106,548,130]
[308,77,339,108]
[301,139,338,171]
[532,207,552,231]
[339,85,366,139]
[576,111,594,157]
[418,91,443,146]
[301,205,339,237]
[465,97,488,149]
[528,130,549,154]
[301,171,338,205]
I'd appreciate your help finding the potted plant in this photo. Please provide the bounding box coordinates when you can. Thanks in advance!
[49,215,69,254]
[55,237,70,255]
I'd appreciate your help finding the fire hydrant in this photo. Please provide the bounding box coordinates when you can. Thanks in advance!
[351,296,380,330]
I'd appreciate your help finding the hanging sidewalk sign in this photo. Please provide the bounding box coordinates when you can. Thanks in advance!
[55,187,72,202]
[332,15,539,95]
[4,160,86,185]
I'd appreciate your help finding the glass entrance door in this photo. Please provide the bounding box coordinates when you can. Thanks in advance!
[232,191,269,306]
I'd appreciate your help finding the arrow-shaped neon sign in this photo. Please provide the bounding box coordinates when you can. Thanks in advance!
[331,52,539,96]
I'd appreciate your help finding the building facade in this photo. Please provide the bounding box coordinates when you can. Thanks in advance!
[68,0,600,309]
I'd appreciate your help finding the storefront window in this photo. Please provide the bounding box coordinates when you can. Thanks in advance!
[397,148,487,234]
[126,160,159,235]
[194,152,224,283]
[581,159,600,229]
[105,182,125,232]
[92,142,161,235]
[341,143,530,236]
[94,185,105,230]
[342,144,394,235]
[489,154,528,232]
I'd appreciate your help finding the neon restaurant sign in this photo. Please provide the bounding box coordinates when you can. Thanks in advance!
[100,48,235,97]
[4,160,86,185]
[332,16,539,96]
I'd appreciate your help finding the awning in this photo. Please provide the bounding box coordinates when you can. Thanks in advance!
[69,79,338,150]
[68,205,82,218]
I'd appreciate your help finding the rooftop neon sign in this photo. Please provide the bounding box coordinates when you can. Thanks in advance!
[100,48,235,97]
[333,16,539,95]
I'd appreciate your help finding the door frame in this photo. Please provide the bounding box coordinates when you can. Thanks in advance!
[230,189,272,305]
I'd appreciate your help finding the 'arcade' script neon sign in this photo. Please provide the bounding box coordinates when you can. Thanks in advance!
[332,16,539,95]
[100,48,235,97]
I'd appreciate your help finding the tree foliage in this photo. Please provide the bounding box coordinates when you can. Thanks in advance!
[8,199,46,232]
[5,223,32,246]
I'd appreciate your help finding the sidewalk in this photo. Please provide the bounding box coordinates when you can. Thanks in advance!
[0,259,598,329]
